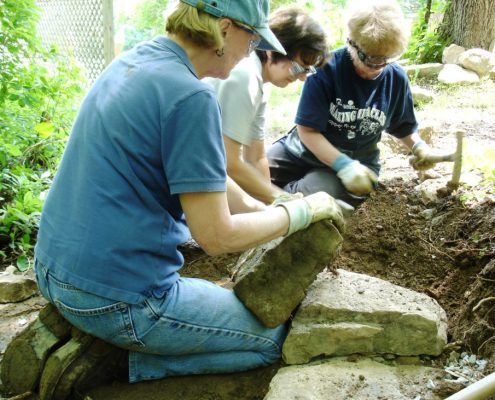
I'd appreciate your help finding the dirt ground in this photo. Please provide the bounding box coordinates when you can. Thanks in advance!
[353,79,495,373]
[337,175,495,371]
[0,79,494,399]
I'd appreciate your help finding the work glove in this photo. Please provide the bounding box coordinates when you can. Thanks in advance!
[275,191,345,236]
[410,140,437,171]
[272,191,304,205]
[332,154,378,196]
[335,199,355,218]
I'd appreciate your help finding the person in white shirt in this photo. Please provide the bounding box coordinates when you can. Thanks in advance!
[205,7,329,204]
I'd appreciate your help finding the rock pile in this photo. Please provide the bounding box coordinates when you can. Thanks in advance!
[404,44,495,85]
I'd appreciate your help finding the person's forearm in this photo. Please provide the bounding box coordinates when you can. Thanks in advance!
[398,132,422,151]
[217,207,289,254]
[226,176,266,214]
[249,156,270,180]
[228,159,283,204]
[181,191,290,256]
[297,125,341,167]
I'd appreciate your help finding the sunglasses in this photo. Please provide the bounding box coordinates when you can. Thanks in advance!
[290,60,317,77]
[232,21,262,55]
[347,39,400,69]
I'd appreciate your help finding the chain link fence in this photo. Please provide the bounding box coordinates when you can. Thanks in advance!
[36,0,115,84]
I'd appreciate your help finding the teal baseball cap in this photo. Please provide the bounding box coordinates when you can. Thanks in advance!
[180,0,286,55]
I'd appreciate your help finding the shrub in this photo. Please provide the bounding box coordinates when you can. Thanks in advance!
[0,0,84,268]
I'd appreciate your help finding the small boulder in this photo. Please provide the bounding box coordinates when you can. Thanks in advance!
[414,178,450,205]
[442,44,465,64]
[411,86,436,105]
[458,48,493,77]
[0,272,38,303]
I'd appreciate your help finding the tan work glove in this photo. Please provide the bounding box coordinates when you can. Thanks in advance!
[275,191,346,236]
[410,140,437,171]
[336,161,378,196]
[272,191,304,205]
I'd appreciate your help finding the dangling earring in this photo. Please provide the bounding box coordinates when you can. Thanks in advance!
[215,47,225,57]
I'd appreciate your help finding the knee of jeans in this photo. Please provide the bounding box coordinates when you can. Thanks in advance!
[34,260,53,302]
[260,326,287,365]
[259,345,282,366]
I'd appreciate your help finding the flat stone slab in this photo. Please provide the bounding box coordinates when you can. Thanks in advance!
[233,220,343,328]
[264,358,444,400]
[403,63,443,79]
[283,269,447,364]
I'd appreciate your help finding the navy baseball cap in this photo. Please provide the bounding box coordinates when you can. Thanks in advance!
[180,0,286,54]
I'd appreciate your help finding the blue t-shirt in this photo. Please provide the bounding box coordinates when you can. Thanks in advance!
[35,36,226,304]
[285,47,418,166]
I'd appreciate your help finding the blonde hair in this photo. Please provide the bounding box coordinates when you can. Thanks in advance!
[346,0,410,56]
[165,2,223,49]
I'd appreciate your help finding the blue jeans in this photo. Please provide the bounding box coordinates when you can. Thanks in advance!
[35,260,287,383]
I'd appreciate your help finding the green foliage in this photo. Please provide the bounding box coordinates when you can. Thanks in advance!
[133,0,169,31]
[459,146,495,204]
[0,0,84,266]
[404,0,448,63]
[118,0,169,51]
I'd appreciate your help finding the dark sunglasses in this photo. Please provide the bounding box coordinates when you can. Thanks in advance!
[232,21,262,55]
[347,39,400,69]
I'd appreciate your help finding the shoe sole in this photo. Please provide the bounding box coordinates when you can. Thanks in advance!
[1,304,71,394]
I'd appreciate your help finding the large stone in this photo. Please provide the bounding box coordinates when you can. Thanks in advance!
[233,220,343,328]
[442,44,465,64]
[458,48,493,77]
[438,64,479,84]
[283,269,447,364]
[1,304,71,394]
[0,272,38,303]
[403,63,443,79]
[264,358,444,400]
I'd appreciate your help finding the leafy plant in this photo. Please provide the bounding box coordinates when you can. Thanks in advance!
[0,0,84,267]
[117,0,169,51]
[404,0,448,63]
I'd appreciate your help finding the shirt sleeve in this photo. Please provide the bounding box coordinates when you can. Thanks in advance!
[295,69,333,132]
[162,89,227,195]
[249,94,267,141]
[214,69,262,146]
[386,68,419,138]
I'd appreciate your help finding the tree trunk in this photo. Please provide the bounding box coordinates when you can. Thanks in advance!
[424,0,432,25]
[439,0,495,50]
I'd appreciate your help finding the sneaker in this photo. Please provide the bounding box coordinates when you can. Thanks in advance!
[39,329,128,400]
[1,303,71,395]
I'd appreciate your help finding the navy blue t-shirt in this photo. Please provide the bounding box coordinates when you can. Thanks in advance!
[285,47,418,166]
[35,37,226,304]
